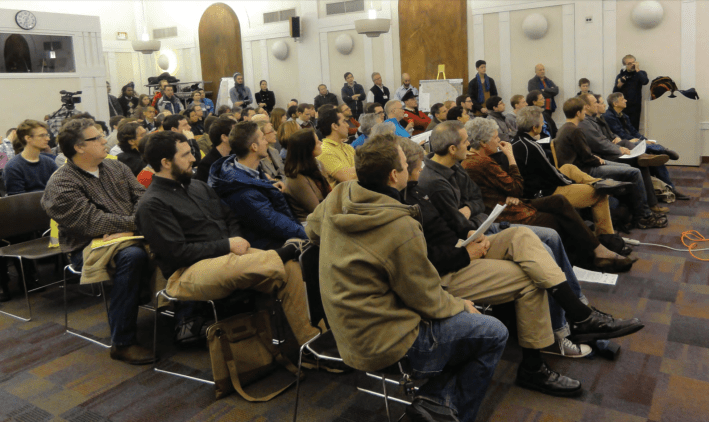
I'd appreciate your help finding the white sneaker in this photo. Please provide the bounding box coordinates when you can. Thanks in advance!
[541,338,592,358]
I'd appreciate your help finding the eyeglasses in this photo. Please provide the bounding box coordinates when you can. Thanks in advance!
[84,134,105,142]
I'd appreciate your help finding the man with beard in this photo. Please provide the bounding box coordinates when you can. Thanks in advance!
[135,131,321,353]
[229,72,254,108]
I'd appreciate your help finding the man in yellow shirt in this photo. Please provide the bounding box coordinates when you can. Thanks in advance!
[316,108,356,187]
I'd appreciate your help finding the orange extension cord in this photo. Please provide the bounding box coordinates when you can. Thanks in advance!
[681,230,709,261]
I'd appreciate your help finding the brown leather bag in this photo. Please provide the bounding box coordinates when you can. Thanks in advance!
[206,309,300,401]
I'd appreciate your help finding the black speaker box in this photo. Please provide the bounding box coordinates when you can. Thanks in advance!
[290,16,301,38]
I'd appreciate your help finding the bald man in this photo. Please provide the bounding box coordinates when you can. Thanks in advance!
[528,64,559,117]
[394,73,419,101]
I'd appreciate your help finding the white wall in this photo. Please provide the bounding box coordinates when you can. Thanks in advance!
[0,7,107,127]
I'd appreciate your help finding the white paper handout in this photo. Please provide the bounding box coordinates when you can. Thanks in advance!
[619,140,646,159]
[572,266,618,285]
[455,204,507,248]
[411,131,432,146]
[537,137,551,144]
[418,93,431,111]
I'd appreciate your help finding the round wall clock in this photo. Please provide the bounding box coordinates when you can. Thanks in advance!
[15,10,37,30]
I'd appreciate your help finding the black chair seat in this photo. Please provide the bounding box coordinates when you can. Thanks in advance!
[0,237,61,260]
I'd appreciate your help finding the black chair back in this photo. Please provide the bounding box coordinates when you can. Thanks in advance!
[298,244,329,330]
[0,191,50,239]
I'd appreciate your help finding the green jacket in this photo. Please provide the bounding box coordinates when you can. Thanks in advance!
[306,181,466,371]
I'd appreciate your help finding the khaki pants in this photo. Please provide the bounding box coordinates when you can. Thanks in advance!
[442,227,566,349]
[555,164,613,235]
[166,249,320,345]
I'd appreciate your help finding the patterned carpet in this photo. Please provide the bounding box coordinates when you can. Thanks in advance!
[1,164,708,422]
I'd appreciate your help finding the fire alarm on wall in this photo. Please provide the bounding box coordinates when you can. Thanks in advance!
[117,32,128,40]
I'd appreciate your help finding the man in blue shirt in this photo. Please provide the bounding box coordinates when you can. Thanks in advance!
[384,99,413,138]
[4,120,58,195]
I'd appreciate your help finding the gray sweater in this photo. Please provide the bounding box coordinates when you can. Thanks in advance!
[577,115,622,160]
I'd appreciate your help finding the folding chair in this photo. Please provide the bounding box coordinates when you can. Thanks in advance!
[293,244,416,422]
[63,263,112,348]
[0,191,65,321]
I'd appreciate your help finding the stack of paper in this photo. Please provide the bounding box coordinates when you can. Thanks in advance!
[456,204,507,248]
[619,140,646,159]
[572,266,618,285]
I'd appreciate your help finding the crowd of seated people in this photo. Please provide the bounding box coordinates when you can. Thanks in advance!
[1,57,691,421]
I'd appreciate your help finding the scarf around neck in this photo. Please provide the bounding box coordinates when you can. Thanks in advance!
[476,73,490,105]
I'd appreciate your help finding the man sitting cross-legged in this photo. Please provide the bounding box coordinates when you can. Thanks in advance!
[208,121,307,250]
[306,136,508,422]
[398,135,644,397]
[135,131,321,350]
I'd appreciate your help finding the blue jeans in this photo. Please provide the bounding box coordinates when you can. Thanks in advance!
[587,162,652,219]
[645,143,674,188]
[488,224,584,339]
[407,312,508,422]
[70,245,148,346]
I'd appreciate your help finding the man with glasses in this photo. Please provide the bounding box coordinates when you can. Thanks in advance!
[456,95,476,120]
[4,120,58,195]
[41,118,153,366]
[367,72,390,105]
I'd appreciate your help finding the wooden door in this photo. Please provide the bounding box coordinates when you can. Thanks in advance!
[398,0,468,88]
[198,3,243,101]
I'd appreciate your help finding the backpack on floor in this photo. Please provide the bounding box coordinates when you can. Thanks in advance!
[650,76,678,100]
[652,176,676,204]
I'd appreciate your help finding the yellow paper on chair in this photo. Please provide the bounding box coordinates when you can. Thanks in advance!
[49,219,60,248]
[91,236,145,249]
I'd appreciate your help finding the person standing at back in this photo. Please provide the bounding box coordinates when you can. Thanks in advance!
[468,60,498,116]
[613,54,649,131]
[341,72,366,120]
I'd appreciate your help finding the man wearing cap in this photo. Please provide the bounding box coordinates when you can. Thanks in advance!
[402,90,431,136]
[229,72,254,108]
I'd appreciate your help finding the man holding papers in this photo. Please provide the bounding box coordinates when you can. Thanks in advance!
[577,93,674,214]
[399,135,644,398]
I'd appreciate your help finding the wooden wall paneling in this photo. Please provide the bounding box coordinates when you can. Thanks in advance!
[398,0,468,88]
[198,3,243,101]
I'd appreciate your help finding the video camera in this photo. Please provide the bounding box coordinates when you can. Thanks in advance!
[60,90,82,109]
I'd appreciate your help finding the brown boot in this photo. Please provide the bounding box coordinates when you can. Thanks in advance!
[110,344,157,365]
[637,154,669,167]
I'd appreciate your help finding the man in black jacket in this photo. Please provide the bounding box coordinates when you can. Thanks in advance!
[314,84,339,111]
[368,72,390,105]
[136,131,319,347]
[613,54,648,131]
[193,118,234,183]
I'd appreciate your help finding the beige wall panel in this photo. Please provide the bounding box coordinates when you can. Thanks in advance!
[267,37,300,109]
[328,29,365,104]
[372,36,386,84]
[482,13,501,90]
[509,6,564,101]
[252,41,264,88]
[115,52,135,88]
[697,0,709,123]
[615,1,681,91]
[3,78,81,126]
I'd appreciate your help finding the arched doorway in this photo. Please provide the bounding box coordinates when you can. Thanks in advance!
[4,34,32,72]
[198,3,243,102]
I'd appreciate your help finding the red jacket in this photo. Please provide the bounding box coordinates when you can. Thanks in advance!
[403,109,432,136]
[347,117,360,136]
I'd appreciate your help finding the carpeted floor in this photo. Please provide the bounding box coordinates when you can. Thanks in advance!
[1,164,708,422]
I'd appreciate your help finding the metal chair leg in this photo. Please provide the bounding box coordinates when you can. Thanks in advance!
[0,256,31,321]
[382,375,391,422]
[293,331,322,422]
[63,265,111,348]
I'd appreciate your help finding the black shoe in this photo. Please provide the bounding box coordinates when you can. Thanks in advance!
[174,316,213,346]
[0,278,11,302]
[592,180,634,196]
[665,149,680,160]
[673,189,690,200]
[568,308,644,343]
[516,362,582,397]
[635,214,668,229]
[110,344,157,365]
[593,255,634,273]
[403,398,460,422]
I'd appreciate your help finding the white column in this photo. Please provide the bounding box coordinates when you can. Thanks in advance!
[320,32,331,91]
[297,1,323,104]
[498,12,511,105]
[472,14,485,65]
[260,39,270,83]
[680,0,696,89]
[363,35,374,93]
[602,0,617,98]
[561,4,576,106]
[382,31,396,91]
[242,42,254,96]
